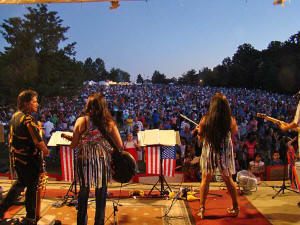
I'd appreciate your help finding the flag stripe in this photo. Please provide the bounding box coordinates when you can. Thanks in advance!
[60,146,74,182]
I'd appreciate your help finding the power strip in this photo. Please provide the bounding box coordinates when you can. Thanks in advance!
[37,215,56,225]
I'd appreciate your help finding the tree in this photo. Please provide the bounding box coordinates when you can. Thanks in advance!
[151,70,166,84]
[94,57,106,81]
[136,74,144,84]
[178,69,199,85]
[108,68,130,82]
[0,4,81,101]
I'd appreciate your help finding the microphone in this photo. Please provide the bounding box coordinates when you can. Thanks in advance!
[293,91,300,98]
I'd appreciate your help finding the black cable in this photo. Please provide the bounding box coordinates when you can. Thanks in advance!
[161,174,185,218]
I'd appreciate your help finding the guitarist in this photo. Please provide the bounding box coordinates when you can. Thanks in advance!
[0,90,50,225]
[69,93,123,225]
[279,91,300,155]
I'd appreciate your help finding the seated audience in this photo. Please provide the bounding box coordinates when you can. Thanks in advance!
[269,151,283,166]
[249,153,265,181]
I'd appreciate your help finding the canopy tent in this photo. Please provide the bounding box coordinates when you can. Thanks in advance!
[0,0,144,9]
[0,0,129,3]
[0,0,291,6]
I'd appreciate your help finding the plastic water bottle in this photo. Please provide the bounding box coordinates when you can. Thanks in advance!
[0,186,3,200]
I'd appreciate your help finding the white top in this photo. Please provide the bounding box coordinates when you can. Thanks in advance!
[44,120,54,138]
[249,161,264,175]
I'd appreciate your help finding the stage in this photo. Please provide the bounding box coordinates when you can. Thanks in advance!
[0,179,299,225]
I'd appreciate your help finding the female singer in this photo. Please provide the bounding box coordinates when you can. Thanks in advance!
[195,93,239,219]
[70,93,123,225]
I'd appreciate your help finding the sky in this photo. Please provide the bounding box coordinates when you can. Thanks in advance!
[0,0,300,82]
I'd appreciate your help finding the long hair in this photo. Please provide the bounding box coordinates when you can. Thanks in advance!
[202,93,232,154]
[17,90,38,111]
[85,93,114,135]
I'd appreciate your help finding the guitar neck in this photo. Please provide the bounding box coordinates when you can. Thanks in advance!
[258,114,300,133]
[61,133,73,142]
[263,116,283,125]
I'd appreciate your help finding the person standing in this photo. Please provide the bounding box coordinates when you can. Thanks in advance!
[279,91,300,207]
[195,93,239,219]
[70,93,122,225]
[0,90,50,224]
[43,117,54,142]
[279,91,300,154]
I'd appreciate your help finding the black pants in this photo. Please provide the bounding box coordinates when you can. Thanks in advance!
[77,159,108,225]
[77,186,107,225]
[0,161,39,219]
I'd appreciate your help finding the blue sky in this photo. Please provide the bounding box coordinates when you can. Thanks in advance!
[0,0,300,81]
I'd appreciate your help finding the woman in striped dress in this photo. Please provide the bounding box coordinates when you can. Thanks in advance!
[195,93,239,219]
[70,93,123,225]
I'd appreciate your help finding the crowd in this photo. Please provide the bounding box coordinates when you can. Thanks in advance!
[0,84,299,181]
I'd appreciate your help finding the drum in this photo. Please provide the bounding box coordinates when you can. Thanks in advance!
[111,151,136,183]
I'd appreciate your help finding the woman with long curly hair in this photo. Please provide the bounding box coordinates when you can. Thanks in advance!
[195,93,239,219]
[70,93,123,225]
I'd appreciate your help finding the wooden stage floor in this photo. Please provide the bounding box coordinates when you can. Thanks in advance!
[0,179,299,225]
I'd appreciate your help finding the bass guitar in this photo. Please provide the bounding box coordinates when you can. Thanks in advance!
[257,113,300,133]
[36,122,48,220]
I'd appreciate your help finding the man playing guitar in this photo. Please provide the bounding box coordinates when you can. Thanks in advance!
[279,91,300,155]
[0,90,50,224]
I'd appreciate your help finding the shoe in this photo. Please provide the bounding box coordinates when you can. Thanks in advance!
[197,207,205,219]
[227,207,240,217]
[20,217,37,225]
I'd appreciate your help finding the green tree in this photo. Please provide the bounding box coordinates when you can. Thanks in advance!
[151,70,166,84]
[136,74,144,84]
[0,4,81,101]
[178,69,199,85]
[108,68,130,82]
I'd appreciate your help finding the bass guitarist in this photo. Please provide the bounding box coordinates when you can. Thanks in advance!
[0,90,50,225]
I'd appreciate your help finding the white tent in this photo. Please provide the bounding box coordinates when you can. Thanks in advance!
[98,81,108,86]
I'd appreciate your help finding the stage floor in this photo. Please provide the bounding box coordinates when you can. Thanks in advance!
[0,179,299,225]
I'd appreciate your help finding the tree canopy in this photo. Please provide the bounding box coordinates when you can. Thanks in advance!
[0,4,131,104]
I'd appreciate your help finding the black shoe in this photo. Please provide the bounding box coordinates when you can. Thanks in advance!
[20,217,36,225]
[298,202,300,207]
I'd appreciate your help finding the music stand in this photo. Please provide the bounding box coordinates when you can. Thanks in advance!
[47,131,78,206]
[147,145,172,197]
[137,129,179,197]
[272,135,300,199]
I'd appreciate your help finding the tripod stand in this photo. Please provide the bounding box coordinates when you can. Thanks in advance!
[272,136,300,199]
[105,199,122,225]
[61,179,78,206]
[148,146,172,197]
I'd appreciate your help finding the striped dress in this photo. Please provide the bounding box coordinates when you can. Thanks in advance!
[200,132,235,176]
[76,123,113,188]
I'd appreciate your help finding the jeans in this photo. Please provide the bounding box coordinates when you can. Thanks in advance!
[77,186,107,225]
[77,159,108,225]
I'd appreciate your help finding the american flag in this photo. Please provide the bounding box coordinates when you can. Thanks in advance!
[162,146,176,177]
[145,145,176,177]
[60,146,74,182]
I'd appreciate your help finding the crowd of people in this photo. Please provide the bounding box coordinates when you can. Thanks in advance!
[0,84,299,181]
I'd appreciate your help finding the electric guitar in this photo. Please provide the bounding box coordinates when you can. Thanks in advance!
[257,113,300,133]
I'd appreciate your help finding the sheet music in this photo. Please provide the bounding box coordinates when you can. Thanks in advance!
[47,131,73,147]
[159,130,176,146]
[137,129,177,146]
